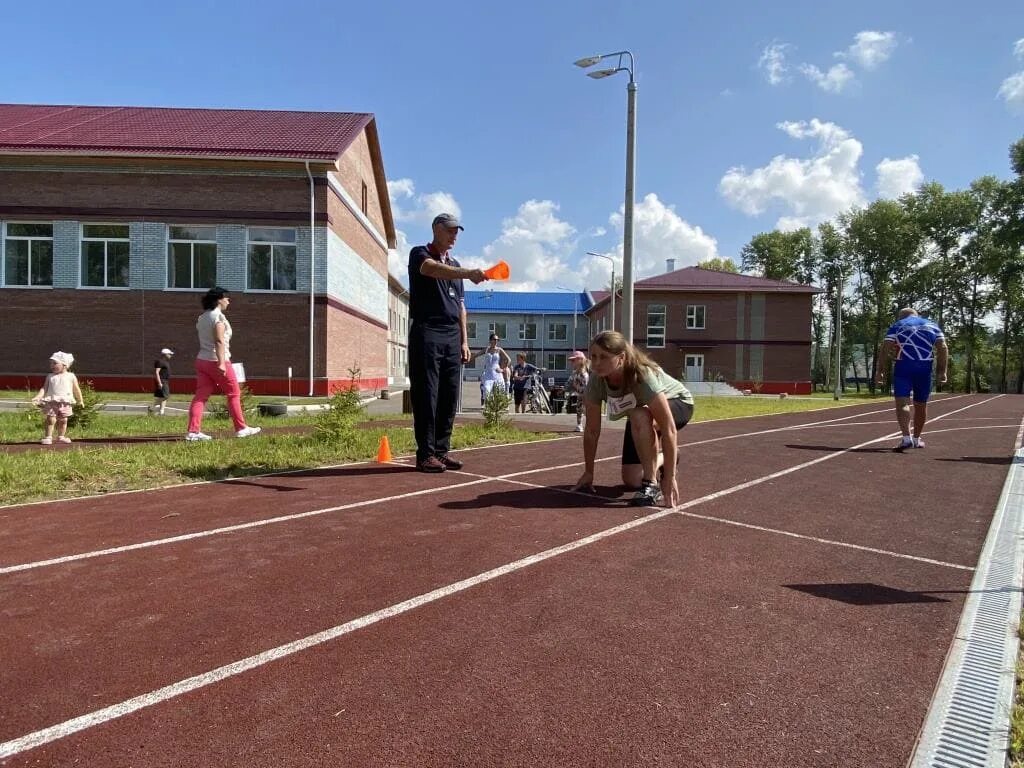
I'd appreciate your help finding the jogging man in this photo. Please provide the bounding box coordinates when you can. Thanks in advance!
[876,307,948,451]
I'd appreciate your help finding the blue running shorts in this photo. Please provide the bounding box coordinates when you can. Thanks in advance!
[892,361,933,402]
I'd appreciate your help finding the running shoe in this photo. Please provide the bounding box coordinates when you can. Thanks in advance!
[40,437,52,445]
[913,437,926,448]
[893,436,914,452]
[236,426,262,438]
[186,432,213,442]
[629,480,663,507]
[57,436,72,444]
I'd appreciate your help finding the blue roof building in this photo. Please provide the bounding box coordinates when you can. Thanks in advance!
[463,290,592,381]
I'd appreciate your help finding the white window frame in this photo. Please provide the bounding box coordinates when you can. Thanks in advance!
[167,225,217,290]
[546,352,568,371]
[519,322,537,340]
[3,221,54,288]
[246,227,297,292]
[548,322,568,342]
[647,304,666,348]
[686,304,706,330]
[80,223,130,289]
[488,321,507,340]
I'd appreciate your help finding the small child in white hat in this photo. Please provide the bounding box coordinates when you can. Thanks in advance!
[567,350,590,432]
[31,351,84,445]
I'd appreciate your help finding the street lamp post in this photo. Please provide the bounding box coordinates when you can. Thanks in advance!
[587,251,615,332]
[833,271,844,401]
[575,50,636,344]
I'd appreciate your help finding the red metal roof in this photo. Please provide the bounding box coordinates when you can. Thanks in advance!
[0,104,373,160]
[638,266,820,293]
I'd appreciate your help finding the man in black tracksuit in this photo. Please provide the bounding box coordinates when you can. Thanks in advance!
[407,213,487,473]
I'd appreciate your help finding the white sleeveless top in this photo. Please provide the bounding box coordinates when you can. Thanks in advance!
[481,350,502,379]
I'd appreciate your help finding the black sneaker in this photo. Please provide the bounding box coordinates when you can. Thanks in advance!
[417,456,446,473]
[436,454,463,470]
[629,481,663,507]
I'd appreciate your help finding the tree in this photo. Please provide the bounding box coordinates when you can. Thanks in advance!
[739,228,814,283]
[845,200,923,390]
[697,257,739,273]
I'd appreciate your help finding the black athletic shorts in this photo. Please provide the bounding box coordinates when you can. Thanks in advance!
[622,398,694,466]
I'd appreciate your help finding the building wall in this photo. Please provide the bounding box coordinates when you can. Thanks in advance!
[0,133,395,394]
[618,290,814,392]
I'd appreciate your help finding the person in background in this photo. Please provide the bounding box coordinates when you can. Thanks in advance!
[572,331,694,507]
[876,307,948,451]
[186,287,261,442]
[566,350,590,433]
[407,213,488,472]
[510,353,539,414]
[149,348,174,415]
[32,351,84,445]
[470,333,511,405]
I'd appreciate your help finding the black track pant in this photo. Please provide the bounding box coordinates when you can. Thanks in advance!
[408,321,462,463]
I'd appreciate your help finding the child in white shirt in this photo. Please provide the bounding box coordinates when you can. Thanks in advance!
[31,351,84,445]
[567,350,590,432]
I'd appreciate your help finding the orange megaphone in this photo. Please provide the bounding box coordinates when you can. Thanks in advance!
[483,260,510,281]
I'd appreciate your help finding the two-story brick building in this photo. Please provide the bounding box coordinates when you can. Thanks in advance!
[586,266,820,394]
[0,103,397,395]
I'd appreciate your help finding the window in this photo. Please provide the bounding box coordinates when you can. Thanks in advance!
[488,321,507,339]
[247,227,296,291]
[466,321,477,340]
[4,223,53,286]
[548,323,567,341]
[81,224,130,288]
[519,322,537,340]
[167,225,217,289]
[647,304,666,348]
[687,305,706,330]
[546,352,567,371]
[361,181,369,215]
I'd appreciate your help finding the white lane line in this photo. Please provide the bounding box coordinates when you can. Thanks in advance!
[0,397,1000,758]
[0,396,1001,575]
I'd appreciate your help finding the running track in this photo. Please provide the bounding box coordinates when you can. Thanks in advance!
[1,395,1021,767]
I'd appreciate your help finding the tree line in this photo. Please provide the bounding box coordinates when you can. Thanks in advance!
[734,136,1024,394]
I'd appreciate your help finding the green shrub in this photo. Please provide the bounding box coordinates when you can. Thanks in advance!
[482,385,511,429]
[314,368,365,442]
[69,380,105,429]
[210,383,257,419]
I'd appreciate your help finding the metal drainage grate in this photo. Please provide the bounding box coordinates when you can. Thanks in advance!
[910,445,1024,768]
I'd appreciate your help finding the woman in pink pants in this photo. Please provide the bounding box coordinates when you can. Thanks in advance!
[186,286,261,441]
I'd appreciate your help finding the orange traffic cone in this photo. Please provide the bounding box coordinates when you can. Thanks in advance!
[376,434,393,463]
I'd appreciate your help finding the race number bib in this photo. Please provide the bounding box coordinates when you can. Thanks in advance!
[607,393,637,418]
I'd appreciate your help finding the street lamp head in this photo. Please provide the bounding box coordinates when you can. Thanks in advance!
[574,56,603,68]
[587,68,621,79]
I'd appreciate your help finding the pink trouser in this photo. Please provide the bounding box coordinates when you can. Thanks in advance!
[188,358,247,432]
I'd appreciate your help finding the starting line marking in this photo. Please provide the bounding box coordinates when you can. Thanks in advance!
[0,397,1001,759]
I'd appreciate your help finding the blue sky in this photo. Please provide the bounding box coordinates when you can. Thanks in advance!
[3,0,1023,292]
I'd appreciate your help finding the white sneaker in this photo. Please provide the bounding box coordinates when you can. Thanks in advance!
[185,432,212,442]
[236,426,262,438]
[913,437,925,448]
[574,424,584,432]
[894,436,914,452]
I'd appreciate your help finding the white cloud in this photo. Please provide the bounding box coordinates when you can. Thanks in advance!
[841,31,898,70]
[477,200,578,291]
[607,193,719,279]
[1000,71,1024,109]
[758,43,790,85]
[1013,38,1024,59]
[799,62,855,93]
[876,155,924,199]
[387,178,461,225]
[718,119,865,230]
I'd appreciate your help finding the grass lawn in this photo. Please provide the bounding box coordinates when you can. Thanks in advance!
[0,394,869,506]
